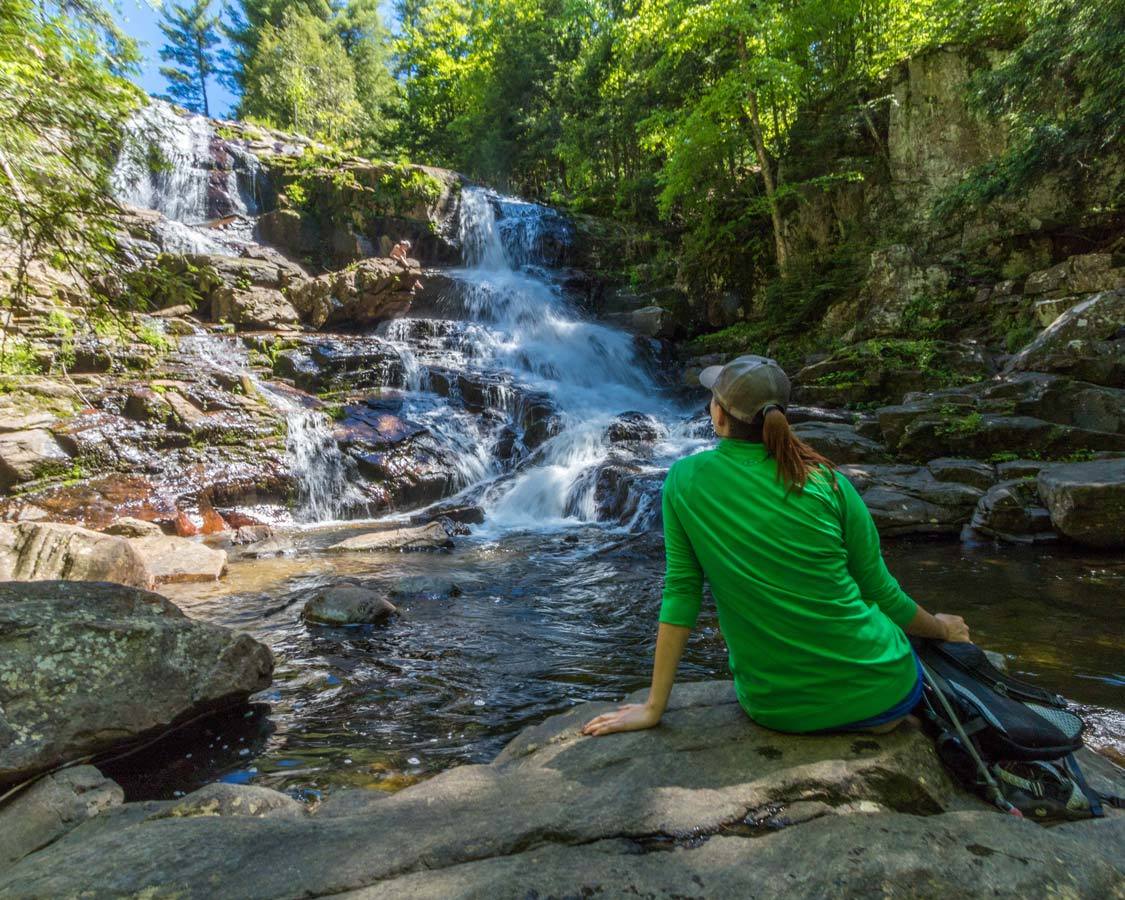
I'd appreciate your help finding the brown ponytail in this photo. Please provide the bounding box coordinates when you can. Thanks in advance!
[762,408,835,490]
[720,403,836,491]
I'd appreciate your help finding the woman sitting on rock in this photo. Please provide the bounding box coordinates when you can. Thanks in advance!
[583,355,970,738]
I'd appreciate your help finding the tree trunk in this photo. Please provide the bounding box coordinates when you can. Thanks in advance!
[738,36,787,275]
[746,87,787,275]
[196,38,209,117]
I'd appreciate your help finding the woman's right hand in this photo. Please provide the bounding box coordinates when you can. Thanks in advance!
[935,613,970,642]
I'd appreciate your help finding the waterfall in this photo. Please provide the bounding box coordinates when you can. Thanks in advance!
[182,333,363,524]
[434,187,704,528]
[111,99,264,256]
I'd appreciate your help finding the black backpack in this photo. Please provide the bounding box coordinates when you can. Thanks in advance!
[912,638,1121,821]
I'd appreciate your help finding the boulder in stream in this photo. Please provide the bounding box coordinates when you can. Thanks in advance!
[302,584,397,626]
[128,534,228,583]
[969,479,1056,543]
[1037,459,1125,548]
[0,580,273,790]
[0,765,123,873]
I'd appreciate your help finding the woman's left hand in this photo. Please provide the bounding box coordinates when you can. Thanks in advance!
[581,703,662,737]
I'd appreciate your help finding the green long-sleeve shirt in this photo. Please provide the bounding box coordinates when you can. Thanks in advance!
[659,438,918,732]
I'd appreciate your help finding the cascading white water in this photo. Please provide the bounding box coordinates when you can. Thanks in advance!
[182,333,364,523]
[425,187,706,528]
[111,100,263,255]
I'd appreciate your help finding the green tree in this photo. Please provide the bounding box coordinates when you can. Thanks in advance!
[240,6,362,142]
[334,0,402,154]
[158,0,222,115]
[0,0,142,338]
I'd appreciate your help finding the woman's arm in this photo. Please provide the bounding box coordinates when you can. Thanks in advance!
[903,604,970,642]
[583,467,701,737]
[838,476,970,640]
[581,622,691,736]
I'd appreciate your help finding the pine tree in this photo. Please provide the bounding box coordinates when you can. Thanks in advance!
[158,0,222,116]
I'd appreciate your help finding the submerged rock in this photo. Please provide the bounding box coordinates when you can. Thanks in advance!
[327,521,453,553]
[1,681,1121,898]
[0,580,273,789]
[0,522,152,589]
[1037,459,1125,548]
[302,584,397,625]
[0,766,123,872]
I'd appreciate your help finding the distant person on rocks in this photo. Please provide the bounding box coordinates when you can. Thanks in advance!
[389,240,412,263]
[583,355,970,738]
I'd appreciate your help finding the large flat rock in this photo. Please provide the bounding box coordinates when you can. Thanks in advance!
[326,521,452,553]
[0,766,122,873]
[0,522,152,589]
[0,581,273,789]
[1,681,1122,897]
[129,534,228,583]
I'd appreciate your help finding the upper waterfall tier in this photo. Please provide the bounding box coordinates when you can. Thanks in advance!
[111,100,267,254]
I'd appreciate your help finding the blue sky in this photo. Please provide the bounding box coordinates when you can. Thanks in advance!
[115,0,239,117]
[113,1,398,120]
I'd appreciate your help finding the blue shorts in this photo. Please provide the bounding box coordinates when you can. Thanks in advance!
[813,652,923,733]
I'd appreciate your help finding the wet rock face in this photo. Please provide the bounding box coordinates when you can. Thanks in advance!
[0,580,273,790]
[1037,459,1125,548]
[3,680,1122,898]
[274,338,406,394]
[875,373,1125,460]
[1006,289,1125,387]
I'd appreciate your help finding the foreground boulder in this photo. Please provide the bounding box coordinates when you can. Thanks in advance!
[0,581,273,789]
[0,522,152,589]
[1037,459,1125,548]
[1,681,1121,898]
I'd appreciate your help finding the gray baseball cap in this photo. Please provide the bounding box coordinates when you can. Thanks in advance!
[699,355,791,423]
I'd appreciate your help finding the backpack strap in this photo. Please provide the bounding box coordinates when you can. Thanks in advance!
[1064,753,1125,817]
[919,659,1022,817]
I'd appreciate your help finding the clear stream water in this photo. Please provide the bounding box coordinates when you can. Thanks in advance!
[107,107,1124,801]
